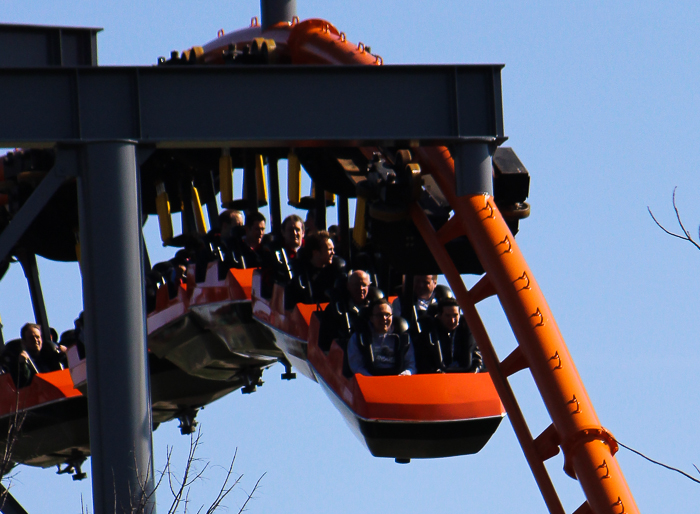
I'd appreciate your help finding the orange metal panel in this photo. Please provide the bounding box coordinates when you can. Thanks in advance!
[0,369,82,415]
[228,268,255,299]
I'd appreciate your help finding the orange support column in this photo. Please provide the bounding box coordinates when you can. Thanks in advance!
[416,147,638,514]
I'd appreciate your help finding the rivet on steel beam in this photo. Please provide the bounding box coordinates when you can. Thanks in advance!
[568,395,581,414]
[513,271,531,291]
[478,199,495,219]
[612,497,626,514]
[549,351,561,369]
[597,460,610,479]
[496,235,512,255]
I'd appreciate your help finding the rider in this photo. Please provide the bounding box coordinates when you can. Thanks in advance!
[347,299,416,376]
[417,298,484,373]
[1,323,62,387]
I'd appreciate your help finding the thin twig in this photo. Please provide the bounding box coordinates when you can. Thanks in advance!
[205,449,244,514]
[648,187,700,251]
[234,472,265,514]
[168,430,209,514]
[0,379,28,512]
[616,438,700,485]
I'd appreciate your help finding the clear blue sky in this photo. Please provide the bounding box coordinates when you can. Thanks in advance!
[1,1,699,512]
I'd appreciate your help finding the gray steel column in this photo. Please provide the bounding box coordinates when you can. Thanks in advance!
[267,158,282,235]
[244,153,259,212]
[77,142,155,514]
[337,196,350,261]
[453,143,494,196]
[314,185,326,231]
[260,0,296,30]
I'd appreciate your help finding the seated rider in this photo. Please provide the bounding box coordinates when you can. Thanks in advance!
[218,209,244,243]
[211,209,245,269]
[260,214,304,298]
[392,274,438,323]
[418,298,484,374]
[347,299,417,376]
[1,323,63,387]
[236,211,266,268]
[289,230,345,305]
[278,214,304,260]
[318,270,372,352]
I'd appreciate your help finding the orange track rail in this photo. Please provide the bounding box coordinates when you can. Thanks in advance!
[411,147,639,514]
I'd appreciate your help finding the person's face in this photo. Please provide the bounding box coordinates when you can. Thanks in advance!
[348,273,370,305]
[283,221,304,250]
[246,221,265,247]
[414,275,436,299]
[371,304,393,334]
[23,327,43,355]
[222,214,243,238]
[312,238,334,267]
[438,305,460,332]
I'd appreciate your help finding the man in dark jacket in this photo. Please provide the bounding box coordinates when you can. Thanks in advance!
[318,270,371,352]
[236,211,267,268]
[418,298,484,374]
[288,231,345,306]
[1,323,63,387]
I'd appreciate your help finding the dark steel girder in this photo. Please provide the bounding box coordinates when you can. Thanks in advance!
[0,23,100,68]
[0,64,504,149]
[0,150,78,264]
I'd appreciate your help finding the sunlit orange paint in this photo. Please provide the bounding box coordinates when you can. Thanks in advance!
[0,369,82,416]
[412,147,639,514]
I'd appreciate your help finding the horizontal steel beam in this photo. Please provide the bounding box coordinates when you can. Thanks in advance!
[0,23,100,67]
[0,65,504,148]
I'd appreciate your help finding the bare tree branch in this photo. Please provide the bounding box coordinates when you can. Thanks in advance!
[648,187,700,251]
[204,449,245,514]
[234,472,265,514]
[616,438,700,485]
[0,381,28,511]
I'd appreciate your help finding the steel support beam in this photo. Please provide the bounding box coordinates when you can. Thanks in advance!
[77,142,155,514]
[314,185,326,230]
[0,23,100,67]
[0,485,29,514]
[453,142,495,196]
[267,158,282,235]
[260,0,296,31]
[0,152,77,264]
[337,195,350,261]
[0,65,504,148]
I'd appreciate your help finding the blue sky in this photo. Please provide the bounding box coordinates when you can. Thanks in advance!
[1,1,699,512]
